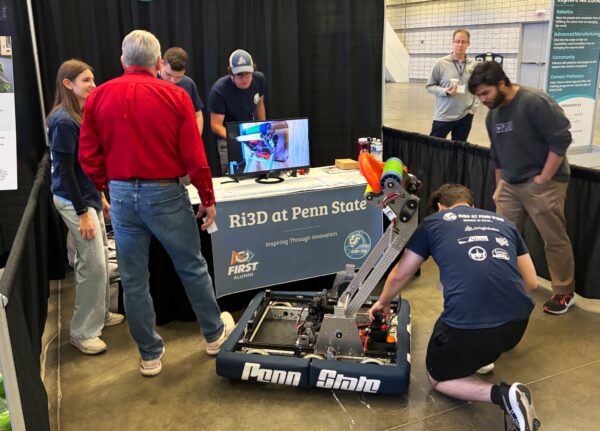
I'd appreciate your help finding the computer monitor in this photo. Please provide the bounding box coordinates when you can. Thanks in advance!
[225,118,310,183]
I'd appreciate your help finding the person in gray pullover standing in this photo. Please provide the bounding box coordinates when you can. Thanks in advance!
[426,29,479,142]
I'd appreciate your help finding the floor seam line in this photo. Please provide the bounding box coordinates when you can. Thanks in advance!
[383,402,471,430]
[526,358,600,386]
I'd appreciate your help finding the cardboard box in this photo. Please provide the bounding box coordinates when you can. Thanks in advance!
[335,158,359,170]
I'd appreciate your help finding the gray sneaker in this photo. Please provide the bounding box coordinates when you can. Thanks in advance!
[70,337,107,355]
[205,312,235,356]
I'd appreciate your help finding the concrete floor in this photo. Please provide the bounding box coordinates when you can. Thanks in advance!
[41,83,600,431]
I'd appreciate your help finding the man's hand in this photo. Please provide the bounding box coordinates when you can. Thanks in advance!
[533,174,551,185]
[196,204,216,230]
[79,212,96,240]
[446,86,457,95]
[492,181,503,202]
[368,300,392,321]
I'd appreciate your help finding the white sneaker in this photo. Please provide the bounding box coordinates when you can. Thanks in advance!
[205,312,235,356]
[140,347,166,377]
[104,312,125,327]
[476,363,495,375]
[70,337,107,355]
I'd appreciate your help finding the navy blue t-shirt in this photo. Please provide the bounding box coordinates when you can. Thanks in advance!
[158,74,204,112]
[48,107,101,212]
[407,205,534,329]
[207,71,266,124]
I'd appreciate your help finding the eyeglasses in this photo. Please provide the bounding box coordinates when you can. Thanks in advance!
[453,40,469,45]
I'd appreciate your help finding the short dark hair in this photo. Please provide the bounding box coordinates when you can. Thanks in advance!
[163,47,188,71]
[428,184,474,212]
[453,29,470,41]
[468,61,511,94]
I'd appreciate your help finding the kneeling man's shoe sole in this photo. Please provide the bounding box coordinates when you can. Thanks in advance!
[507,383,541,431]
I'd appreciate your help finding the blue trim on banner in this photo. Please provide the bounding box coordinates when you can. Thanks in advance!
[556,94,595,103]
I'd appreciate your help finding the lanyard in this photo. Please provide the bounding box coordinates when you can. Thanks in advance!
[452,60,466,78]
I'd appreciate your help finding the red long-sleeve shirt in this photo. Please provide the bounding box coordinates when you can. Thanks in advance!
[79,66,215,207]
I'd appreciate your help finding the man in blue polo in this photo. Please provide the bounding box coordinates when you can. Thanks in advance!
[159,47,205,136]
[208,49,266,175]
[370,184,540,431]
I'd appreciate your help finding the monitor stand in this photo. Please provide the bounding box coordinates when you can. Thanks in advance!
[255,173,284,184]
[220,176,240,184]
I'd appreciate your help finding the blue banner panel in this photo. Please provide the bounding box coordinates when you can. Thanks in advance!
[547,0,600,148]
[211,185,382,297]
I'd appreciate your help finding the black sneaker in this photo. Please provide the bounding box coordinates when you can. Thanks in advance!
[543,293,575,315]
[499,383,541,431]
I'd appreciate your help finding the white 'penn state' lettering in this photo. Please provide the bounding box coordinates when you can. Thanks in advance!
[316,369,381,393]
[241,363,301,386]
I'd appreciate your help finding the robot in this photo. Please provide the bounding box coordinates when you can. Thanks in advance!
[216,153,421,394]
[234,122,289,173]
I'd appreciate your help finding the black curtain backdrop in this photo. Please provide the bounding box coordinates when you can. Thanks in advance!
[383,127,600,300]
[0,0,48,265]
[0,154,56,431]
[32,0,384,175]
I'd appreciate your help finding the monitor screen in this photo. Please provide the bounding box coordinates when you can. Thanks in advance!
[226,118,310,179]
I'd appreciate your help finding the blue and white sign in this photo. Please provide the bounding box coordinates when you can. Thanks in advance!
[546,1,600,149]
[211,185,382,297]
[0,35,17,190]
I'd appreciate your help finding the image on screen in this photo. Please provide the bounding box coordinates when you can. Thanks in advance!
[226,118,310,177]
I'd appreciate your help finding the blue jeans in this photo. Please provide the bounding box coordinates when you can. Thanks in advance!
[108,180,223,360]
[430,113,474,142]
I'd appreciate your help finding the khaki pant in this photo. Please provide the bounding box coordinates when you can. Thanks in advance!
[496,179,574,295]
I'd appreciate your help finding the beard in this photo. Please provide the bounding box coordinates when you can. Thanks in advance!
[485,88,506,109]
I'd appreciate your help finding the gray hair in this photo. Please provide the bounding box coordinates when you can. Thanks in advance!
[121,30,161,68]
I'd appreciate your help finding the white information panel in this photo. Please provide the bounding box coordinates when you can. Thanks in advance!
[0,35,17,190]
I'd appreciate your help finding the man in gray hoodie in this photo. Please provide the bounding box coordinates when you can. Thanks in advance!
[426,29,479,142]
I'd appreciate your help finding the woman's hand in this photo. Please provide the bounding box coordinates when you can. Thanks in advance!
[79,212,96,240]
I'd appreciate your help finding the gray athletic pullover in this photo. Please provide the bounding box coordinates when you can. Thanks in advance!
[486,86,571,183]
[426,55,479,121]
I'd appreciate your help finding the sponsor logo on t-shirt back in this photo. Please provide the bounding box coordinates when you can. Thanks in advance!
[465,225,500,232]
[495,236,509,247]
[492,248,510,260]
[443,212,457,221]
[468,246,487,261]
[457,235,489,245]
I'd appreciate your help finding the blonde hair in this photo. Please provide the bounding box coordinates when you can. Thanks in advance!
[48,59,92,125]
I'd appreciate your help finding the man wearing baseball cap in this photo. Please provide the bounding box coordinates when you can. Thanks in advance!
[208,49,267,175]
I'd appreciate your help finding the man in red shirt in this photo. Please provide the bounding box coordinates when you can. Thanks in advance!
[79,30,234,377]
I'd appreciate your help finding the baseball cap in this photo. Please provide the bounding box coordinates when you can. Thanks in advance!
[229,49,254,74]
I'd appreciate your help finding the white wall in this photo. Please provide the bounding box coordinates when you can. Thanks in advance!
[385,19,410,82]
[386,0,551,82]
